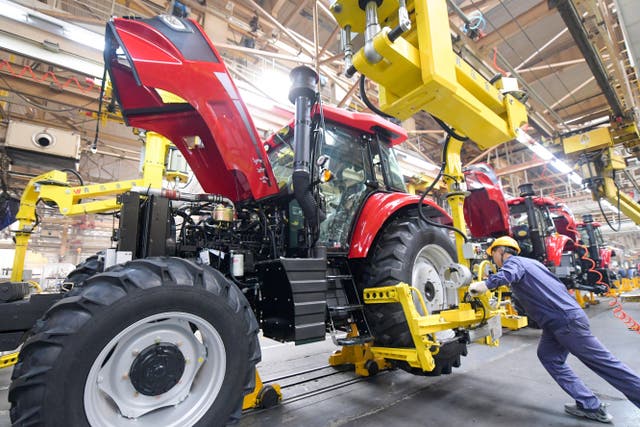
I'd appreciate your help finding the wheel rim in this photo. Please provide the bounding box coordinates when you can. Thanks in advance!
[84,312,226,427]
[412,245,454,314]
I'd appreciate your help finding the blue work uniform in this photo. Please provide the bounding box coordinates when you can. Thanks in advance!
[486,255,640,410]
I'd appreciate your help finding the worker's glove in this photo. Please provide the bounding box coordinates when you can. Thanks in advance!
[468,281,488,296]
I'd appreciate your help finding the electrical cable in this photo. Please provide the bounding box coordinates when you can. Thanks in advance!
[416,134,468,242]
[597,170,622,232]
[60,168,84,186]
[357,71,468,241]
[0,73,96,112]
[567,222,640,333]
[91,67,108,153]
[358,75,394,119]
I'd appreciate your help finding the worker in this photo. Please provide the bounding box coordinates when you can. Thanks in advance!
[469,236,640,423]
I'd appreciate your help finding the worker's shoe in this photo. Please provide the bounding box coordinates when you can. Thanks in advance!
[564,402,613,423]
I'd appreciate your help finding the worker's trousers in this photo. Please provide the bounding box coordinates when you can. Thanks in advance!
[537,309,640,410]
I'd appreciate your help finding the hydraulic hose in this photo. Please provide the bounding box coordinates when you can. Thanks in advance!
[357,74,467,240]
[417,135,468,242]
[567,222,640,333]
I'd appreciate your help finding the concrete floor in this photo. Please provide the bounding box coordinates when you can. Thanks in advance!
[2,298,639,426]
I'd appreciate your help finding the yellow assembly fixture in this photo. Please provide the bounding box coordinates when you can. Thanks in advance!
[561,121,640,226]
[9,132,174,282]
[360,283,501,373]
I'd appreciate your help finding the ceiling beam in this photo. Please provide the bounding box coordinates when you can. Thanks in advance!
[550,0,624,117]
[475,1,554,52]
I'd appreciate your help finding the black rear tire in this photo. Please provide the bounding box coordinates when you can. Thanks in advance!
[9,257,260,427]
[361,216,466,375]
[62,252,105,291]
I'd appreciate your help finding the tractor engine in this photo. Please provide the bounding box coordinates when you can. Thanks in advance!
[174,201,288,274]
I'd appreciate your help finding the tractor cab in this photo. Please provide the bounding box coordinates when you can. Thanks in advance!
[507,196,557,261]
[265,107,406,253]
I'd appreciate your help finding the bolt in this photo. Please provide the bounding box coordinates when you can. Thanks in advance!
[132,350,139,357]
[134,392,139,398]
[122,373,129,380]
[175,341,182,347]
[98,375,103,383]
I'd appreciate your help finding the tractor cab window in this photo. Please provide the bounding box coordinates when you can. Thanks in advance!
[375,141,406,192]
[593,227,605,246]
[509,204,549,257]
[266,127,295,190]
[539,207,555,236]
[317,125,371,250]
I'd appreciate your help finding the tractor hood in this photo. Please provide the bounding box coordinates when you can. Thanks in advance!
[463,164,510,238]
[104,15,277,202]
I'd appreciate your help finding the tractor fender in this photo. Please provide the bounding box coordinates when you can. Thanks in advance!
[599,247,613,268]
[348,193,452,259]
[545,234,572,266]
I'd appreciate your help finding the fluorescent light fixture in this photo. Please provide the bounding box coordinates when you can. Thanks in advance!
[395,149,439,172]
[569,173,582,185]
[65,27,104,50]
[0,1,27,22]
[517,127,584,187]
[550,158,572,174]
[0,0,104,51]
[529,143,554,160]
[516,127,553,160]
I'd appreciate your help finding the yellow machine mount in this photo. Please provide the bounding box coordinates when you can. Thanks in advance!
[561,121,640,225]
[330,282,502,374]
[9,132,181,283]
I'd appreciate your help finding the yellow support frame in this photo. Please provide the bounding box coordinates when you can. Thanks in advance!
[328,323,390,376]
[330,0,528,150]
[9,132,171,282]
[0,352,19,369]
[363,283,500,372]
[242,370,282,410]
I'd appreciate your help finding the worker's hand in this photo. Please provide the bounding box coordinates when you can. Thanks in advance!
[468,281,488,296]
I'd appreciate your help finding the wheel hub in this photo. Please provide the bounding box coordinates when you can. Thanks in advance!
[130,343,186,396]
[86,315,225,423]
[423,280,436,302]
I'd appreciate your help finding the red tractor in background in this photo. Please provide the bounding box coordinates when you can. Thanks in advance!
[577,214,617,285]
[463,165,607,295]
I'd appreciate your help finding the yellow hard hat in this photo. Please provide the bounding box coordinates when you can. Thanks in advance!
[487,236,521,256]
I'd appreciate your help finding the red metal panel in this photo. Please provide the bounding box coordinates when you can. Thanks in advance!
[106,17,277,201]
[463,166,511,238]
[544,234,571,266]
[348,193,452,259]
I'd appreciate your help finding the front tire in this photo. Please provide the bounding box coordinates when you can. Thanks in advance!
[362,216,466,375]
[9,257,260,427]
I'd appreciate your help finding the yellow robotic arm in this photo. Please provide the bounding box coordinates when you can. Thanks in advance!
[329,0,527,149]
[9,132,179,282]
[562,121,640,225]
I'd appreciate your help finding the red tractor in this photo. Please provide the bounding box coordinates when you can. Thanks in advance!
[576,214,617,286]
[463,165,606,294]
[2,15,480,425]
